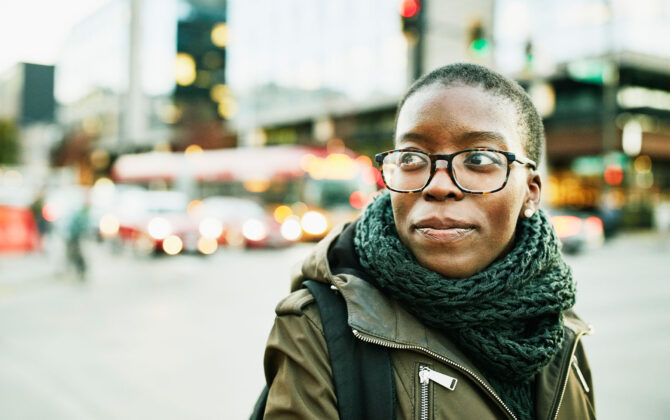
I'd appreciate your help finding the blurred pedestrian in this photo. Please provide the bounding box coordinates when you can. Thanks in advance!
[29,187,49,250]
[256,63,595,419]
[65,203,88,281]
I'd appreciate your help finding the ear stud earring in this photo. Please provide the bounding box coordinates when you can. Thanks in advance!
[524,208,534,218]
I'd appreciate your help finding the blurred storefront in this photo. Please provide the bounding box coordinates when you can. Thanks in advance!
[541,55,670,229]
[495,0,670,230]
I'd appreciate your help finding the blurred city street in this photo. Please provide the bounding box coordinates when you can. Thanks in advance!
[2,1,670,419]
[0,238,314,420]
[570,231,670,420]
[0,231,668,419]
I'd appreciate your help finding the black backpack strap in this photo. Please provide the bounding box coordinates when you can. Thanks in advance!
[304,280,396,420]
[250,281,396,420]
[249,385,268,420]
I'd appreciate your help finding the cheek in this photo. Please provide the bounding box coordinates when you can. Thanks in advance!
[482,185,525,240]
[390,193,413,234]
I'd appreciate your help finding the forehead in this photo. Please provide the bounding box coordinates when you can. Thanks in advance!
[395,84,523,152]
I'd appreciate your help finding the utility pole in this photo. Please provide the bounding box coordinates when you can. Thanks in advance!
[124,0,145,152]
[602,0,618,156]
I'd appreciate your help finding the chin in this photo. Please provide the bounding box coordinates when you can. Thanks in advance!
[417,254,483,279]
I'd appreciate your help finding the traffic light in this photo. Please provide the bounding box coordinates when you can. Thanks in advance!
[525,40,534,65]
[468,20,490,58]
[399,0,422,37]
[604,165,624,186]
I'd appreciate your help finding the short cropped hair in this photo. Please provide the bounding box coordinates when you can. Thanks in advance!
[397,63,544,166]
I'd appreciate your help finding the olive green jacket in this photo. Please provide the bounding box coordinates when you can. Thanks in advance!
[262,224,596,419]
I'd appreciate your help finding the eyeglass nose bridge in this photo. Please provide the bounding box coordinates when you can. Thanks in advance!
[434,159,451,170]
[424,155,462,192]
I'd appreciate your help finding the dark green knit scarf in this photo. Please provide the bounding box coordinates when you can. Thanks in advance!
[353,192,575,420]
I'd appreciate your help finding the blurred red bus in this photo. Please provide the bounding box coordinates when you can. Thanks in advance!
[110,145,381,244]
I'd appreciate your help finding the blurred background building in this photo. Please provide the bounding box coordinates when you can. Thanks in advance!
[45,0,232,185]
[227,0,497,156]
[225,0,670,230]
[0,62,56,174]
[2,0,670,233]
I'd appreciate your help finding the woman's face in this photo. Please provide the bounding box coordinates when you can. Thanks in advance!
[391,84,541,278]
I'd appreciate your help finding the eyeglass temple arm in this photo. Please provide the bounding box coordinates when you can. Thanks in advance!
[514,155,537,170]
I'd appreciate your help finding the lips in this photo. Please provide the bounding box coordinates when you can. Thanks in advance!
[413,217,477,242]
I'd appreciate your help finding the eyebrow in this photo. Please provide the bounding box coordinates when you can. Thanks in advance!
[398,130,509,150]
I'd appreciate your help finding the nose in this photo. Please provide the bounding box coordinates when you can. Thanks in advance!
[421,160,465,201]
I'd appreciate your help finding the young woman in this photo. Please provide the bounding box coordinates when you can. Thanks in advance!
[260,63,595,419]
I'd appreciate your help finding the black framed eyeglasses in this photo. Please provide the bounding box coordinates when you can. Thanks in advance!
[374,148,537,194]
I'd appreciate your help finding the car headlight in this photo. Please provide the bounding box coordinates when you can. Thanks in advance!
[148,217,172,240]
[197,237,218,255]
[550,215,582,239]
[162,235,183,255]
[199,217,223,239]
[242,219,267,241]
[281,216,302,241]
[99,214,119,238]
[301,211,327,235]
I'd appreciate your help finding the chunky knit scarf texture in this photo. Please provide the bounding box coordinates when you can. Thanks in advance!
[353,192,575,420]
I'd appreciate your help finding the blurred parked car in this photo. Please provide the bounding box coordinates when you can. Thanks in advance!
[549,208,605,254]
[0,187,40,253]
[108,189,204,255]
[0,205,40,253]
[196,196,291,248]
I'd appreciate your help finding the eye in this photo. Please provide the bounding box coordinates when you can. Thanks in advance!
[398,152,428,171]
[462,150,504,168]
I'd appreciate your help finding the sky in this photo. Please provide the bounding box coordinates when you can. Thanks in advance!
[0,0,111,73]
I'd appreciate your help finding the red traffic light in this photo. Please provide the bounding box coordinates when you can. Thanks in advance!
[603,165,624,186]
[399,0,421,18]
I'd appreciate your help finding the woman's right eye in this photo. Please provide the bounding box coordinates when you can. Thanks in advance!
[398,153,427,170]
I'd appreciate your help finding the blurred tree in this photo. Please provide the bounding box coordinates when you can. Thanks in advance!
[50,130,96,184]
[50,131,91,167]
[0,119,19,164]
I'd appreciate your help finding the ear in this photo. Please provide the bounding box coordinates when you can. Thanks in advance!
[521,171,542,217]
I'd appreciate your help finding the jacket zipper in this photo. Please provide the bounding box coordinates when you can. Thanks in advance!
[419,365,458,420]
[420,365,429,420]
[551,326,593,420]
[571,355,590,393]
[352,329,517,420]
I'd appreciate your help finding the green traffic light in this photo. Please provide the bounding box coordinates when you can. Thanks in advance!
[472,39,488,51]
[469,38,490,58]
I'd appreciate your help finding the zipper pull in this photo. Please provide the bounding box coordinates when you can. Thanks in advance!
[571,355,590,393]
[419,366,458,391]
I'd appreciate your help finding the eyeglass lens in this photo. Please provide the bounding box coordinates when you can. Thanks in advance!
[382,150,508,192]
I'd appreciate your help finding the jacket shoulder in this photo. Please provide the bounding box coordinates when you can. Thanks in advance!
[275,288,316,316]
[563,309,594,336]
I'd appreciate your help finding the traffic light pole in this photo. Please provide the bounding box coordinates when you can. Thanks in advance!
[412,0,425,81]
[401,0,425,83]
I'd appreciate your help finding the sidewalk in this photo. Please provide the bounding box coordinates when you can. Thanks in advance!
[0,252,62,295]
[0,234,78,296]
[603,229,670,253]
